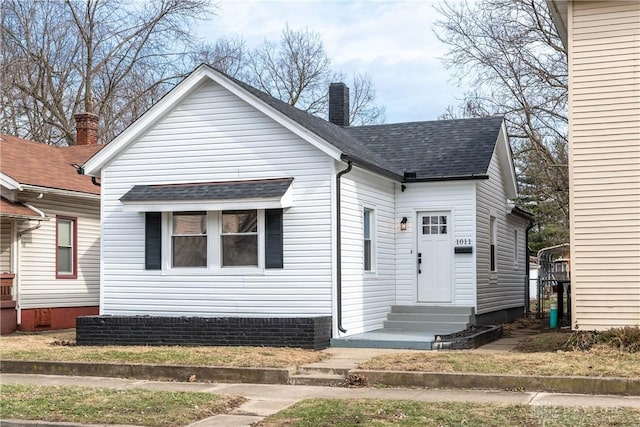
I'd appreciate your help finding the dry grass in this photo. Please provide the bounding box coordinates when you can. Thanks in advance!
[1,384,244,426]
[258,399,640,427]
[0,331,328,368]
[359,349,640,378]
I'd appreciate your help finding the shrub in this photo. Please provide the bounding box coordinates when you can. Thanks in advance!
[597,326,640,353]
[564,326,640,353]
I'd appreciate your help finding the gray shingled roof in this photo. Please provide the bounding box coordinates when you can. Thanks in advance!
[344,117,504,180]
[207,65,504,182]
[120,178,293,202]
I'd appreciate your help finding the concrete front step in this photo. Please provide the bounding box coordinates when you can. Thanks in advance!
[387,313,473,323]
[391,305,474,315]
[383,320,468,334]
[331,337,433,350]
[288,373,346,386]
[297,366,350,376]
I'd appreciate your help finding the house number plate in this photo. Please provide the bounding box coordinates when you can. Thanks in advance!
[456,238,472,245]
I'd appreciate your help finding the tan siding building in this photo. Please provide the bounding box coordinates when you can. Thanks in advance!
[549,0,640,329]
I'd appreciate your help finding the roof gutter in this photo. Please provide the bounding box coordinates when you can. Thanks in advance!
[405,174,489,183]
[19,184,100,200]
[336,160,353,334]
[340,154,403,182]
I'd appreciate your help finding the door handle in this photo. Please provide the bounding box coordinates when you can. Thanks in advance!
[417,252,422,274]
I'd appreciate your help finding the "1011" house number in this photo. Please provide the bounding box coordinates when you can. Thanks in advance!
[455,238,472,246]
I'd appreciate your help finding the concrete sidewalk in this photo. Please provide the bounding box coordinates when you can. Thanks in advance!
[3,373,640,427]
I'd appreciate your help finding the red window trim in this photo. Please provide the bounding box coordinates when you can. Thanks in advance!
[56,215,78,279]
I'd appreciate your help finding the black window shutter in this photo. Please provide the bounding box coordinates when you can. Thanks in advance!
[145,212,162,270]
[265,209,283,269]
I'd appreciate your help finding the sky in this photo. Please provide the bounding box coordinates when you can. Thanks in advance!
[197,0,467,124]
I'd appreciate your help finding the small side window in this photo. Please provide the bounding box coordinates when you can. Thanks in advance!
[363,208,375,272]
[56,216,77,279]
[490,216,497,273]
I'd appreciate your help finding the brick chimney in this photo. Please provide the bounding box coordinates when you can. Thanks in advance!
[74,112,99,146]
[329,82,349,126]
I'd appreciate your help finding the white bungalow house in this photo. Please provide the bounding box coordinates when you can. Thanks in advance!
[78,64,531,349]
[547,0,640,330]
[0,117,102,333]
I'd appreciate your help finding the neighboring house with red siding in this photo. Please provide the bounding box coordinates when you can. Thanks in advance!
[0,115,102,332]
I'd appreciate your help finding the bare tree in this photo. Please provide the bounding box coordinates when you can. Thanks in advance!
[1,0,214,146]
[347,72,386,126]
[191,36,247,77]
[244,25,385,125]
[245,25,332,116]
[435,0,568,251]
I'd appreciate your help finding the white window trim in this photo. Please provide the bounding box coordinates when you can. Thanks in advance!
[161,210,266,275]
[363,206,377,276]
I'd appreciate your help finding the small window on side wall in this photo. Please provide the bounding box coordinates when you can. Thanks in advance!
[490,216,497,273]
[56,216,77,279]
[363,208,375,272]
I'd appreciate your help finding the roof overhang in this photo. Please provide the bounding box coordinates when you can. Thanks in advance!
[82,65,343,177]
[120,177,294,212]
[0,173,22,191]
[0,198,48,221]
[510,205,535,221]
[546,0,568,48]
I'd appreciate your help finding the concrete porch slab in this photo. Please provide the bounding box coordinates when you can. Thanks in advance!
[331,328,436,350]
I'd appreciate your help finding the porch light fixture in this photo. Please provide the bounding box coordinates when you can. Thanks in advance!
[400,217,408,231]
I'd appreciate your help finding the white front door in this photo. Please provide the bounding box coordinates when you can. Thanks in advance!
[417,211,452,303]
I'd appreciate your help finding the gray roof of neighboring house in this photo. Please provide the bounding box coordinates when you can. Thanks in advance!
[210,65,504,182]
[120,178,293,202]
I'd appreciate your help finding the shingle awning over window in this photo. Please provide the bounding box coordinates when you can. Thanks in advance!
[119,177,294,212]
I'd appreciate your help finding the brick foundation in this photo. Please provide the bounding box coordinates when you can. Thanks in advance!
[19,306,99,331]
[76,315,332,350]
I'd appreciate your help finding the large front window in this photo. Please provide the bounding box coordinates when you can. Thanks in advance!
[222,210,258,267]
[150,209,282,271]
[172,211,207,267]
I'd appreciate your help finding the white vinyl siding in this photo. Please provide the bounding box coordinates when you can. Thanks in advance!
[339,165,396,335]
[16,196,100,309]
[569,1,640,329]
[396,181,476,307]
[100,80,334,317]
[1,220,11,272]
[476,152,527,315]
